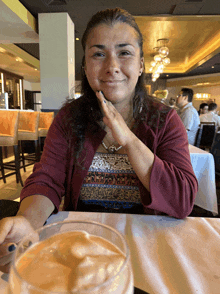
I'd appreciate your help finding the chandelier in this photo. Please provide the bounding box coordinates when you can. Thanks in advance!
[149,39,170,82]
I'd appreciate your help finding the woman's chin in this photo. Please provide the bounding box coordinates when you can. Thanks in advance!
[100,90,128,103]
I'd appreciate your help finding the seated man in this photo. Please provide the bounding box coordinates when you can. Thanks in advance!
[177,88,200,145]
[200,102,220,127]
[198,103,208,116]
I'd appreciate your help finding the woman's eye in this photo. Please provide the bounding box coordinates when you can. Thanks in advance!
[120,51,131,56]
[93,52,105,57]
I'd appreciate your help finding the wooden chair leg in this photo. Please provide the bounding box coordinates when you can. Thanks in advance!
[0,146,6,183]
[34,140,41,162]
[19,141,26,172]
[14,145,23,186]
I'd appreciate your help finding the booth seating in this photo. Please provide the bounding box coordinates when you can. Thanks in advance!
[18,111,40,168]
[0,110,23,186]
[38,112,54,153]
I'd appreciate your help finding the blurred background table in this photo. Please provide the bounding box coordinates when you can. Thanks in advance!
[189,144,218,215]
[1,212,219,294]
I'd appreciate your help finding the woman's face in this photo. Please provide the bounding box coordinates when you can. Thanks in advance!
[84,22,144,105]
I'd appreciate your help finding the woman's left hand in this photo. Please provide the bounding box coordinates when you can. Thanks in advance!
[96,91,134,147]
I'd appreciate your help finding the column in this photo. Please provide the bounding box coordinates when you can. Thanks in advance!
[39,13,75,110]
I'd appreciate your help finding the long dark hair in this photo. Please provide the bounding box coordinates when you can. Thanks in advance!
[63,8,151,165]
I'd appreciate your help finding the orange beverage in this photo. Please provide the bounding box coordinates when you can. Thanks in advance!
[8,221,133,293]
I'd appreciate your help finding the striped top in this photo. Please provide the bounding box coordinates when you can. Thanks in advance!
[79,152,141,209]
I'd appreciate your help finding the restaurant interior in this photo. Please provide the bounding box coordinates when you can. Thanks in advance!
[1,1,220,294]
[1,0,220,214]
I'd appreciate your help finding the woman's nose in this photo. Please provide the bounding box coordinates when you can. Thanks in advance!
[104,55,120,74]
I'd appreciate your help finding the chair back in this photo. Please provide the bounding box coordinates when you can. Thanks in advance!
[39,112,54,129]
[0,110,20,146]
[210,132,220,174]
[194,124,217,149]
[18,111,40,133]
[200,122,216,125]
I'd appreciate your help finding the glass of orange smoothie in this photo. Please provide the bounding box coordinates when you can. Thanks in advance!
[8,221,133,293]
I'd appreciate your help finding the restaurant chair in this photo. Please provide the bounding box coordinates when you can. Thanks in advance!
[194,123,217,150]
[0,110,23,186]
[210,132,220,177]
[18,111,40,168]
[38,112,54,153]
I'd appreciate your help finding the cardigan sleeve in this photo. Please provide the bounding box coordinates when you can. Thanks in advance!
[20,108,70,212]
[143,109,198,219]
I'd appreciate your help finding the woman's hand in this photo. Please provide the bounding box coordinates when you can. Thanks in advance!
[96,91,135,147]
[0,216,35,273]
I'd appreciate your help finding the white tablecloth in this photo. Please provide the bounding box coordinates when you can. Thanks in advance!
[189,144,218,215]
[1,212,220,294]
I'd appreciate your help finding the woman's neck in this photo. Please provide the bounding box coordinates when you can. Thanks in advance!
[114,100,134,123]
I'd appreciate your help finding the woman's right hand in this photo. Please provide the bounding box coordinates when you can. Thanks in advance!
[0,216,35,273]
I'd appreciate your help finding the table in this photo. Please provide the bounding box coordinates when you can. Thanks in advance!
[189,144,218,215]
[1,212,220,294]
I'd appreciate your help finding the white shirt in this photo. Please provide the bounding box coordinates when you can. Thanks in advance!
[178,102,200,145]
[200,111,220,127]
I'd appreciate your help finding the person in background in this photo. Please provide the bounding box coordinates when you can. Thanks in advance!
[168,97,178,110]
[200,102,220,127]
[176,88,200,145]
[198,103,208,116]
[0,8,198,274]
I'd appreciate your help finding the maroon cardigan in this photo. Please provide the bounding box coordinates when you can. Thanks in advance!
[20,98,198,219]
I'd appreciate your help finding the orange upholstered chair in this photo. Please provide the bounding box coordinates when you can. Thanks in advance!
[38,112,54,152]
[18,111,40,164]
[38,112,54,137]
[0,110,23,185]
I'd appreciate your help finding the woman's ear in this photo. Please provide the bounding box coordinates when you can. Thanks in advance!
[139,57,144,76]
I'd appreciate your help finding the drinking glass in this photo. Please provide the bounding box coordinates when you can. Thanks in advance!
[8,220,133,293]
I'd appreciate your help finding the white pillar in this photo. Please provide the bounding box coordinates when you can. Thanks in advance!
[39,13,75,110]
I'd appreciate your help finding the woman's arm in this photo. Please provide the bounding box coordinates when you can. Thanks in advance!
[124,133,154,192]
[20,106,71,213]
[17,195,55,230]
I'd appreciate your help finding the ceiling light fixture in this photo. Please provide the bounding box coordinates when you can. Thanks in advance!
[15,57,23,62]
[149,39,170,82]
[0,47,6,53]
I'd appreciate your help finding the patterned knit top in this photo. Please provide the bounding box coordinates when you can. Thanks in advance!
[79,152,141,209]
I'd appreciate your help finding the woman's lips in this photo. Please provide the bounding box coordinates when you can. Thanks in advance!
[101,80,124,86]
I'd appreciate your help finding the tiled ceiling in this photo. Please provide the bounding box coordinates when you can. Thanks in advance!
[2,0,220,81]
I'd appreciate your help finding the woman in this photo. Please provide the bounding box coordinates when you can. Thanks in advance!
[0,8,198,273]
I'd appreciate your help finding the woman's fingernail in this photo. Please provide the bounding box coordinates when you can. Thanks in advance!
[8,244,16,252]
[103,100,106,103]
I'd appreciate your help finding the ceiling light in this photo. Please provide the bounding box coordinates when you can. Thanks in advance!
[159,46,169,57]
[212,66,215,68]
[16,57,23,62]
[76,38,79,41]
[150,39,170,82]
[0,47,6,53]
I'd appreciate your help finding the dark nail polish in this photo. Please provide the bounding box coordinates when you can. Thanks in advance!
[103,100,106,103]
[8,244,16,252]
